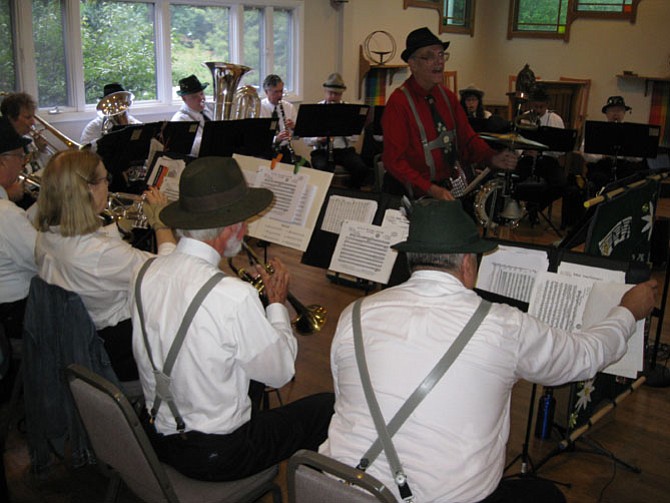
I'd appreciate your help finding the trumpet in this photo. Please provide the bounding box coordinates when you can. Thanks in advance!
[228,241,327,335]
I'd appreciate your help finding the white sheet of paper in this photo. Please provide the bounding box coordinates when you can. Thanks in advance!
[476,245,550,303]
[328,221,404,284]
[557,261,626,283]
[582,282,644,379]
[528,271,593,332]
[235,154,332,251]
[252,167,308,224]
[321,196,377,235]
[381,209,410,245]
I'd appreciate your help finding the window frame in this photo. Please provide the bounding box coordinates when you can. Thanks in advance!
[404,0,476,36]
[507,0,641,42]
[6,0,304,117]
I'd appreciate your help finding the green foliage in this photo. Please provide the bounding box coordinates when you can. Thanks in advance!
[273,9,291,87]
[242,7,261,89]
[517,0,567,32]
[33,0,67,107]
[81,1,157,104]
[0,0,16,92]
[170,4,230,94]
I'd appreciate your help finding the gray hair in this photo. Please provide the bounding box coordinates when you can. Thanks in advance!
[175,226,226,242]
[406,252,466,273]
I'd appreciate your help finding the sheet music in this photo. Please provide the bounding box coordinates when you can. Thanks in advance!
[235,154,333,251]
[252,167,308,225]
[557,261,626,283]
[329,220,406,284]
[381,208,410,232]
[582,282,644,379]
[149,156,187,201]
[321,195,378,234]
[476,245,549,303]
[528,272,593,332]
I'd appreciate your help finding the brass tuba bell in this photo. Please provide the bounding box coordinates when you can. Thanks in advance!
[204,62,260,120]
[97,90,134,135]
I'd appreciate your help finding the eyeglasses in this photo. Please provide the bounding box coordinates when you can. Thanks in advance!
[415,51,449,63]
[78,172,112,185]
[0,152,30,165]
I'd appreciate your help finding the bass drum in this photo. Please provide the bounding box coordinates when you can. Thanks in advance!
[473,178,525,229]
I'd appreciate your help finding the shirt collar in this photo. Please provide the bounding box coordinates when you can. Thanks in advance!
[176,236,221,266]
[406,75,436,99]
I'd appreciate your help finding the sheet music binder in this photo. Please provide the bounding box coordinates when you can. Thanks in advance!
[293,103,370,138]
[199,118,276,159]
[584,121,661,159]
[301,187,409,286]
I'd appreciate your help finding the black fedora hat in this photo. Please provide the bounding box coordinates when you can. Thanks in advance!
[0,116,31,154]
[160,157,273,230]
[602,96,632,114]
[97,83,125,100]
[528,84,550,103]
[392,200,497,254]
[177,74,209,96]
[401,27,450,63]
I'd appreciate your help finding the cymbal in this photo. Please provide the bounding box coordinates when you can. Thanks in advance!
[479,132,548,151]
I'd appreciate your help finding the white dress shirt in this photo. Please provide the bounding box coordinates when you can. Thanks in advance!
[321,270,636,503]
[171,103,212,157]
[260,97,297,147]
[35,224,175,330]
[130,237,296,435]
[80,114,142,147]
[0,186,38,303]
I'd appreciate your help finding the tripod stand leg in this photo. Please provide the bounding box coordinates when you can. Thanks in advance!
[577,436,641,473]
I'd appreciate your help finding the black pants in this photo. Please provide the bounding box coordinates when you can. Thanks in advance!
[144,392,334,481]
[97,318,139,381]
[479,477,566,503]
[0,298,27,340]
[311,147,370,188]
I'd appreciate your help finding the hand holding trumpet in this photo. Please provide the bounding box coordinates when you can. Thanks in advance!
[257,257,289,305]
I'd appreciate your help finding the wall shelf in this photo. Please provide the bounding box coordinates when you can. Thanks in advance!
[616,74,670,96]
[358,46,406,102]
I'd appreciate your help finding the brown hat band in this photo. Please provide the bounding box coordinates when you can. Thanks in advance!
[180,183,249,213]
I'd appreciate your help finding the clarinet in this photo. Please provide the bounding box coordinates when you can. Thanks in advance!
[277,100,296,164]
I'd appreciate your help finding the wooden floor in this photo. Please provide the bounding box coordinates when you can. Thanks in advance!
[3,198,670,503]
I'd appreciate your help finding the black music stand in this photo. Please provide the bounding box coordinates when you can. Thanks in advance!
[200,118,276,160]
[156,121,198,155]
[584,121,661,180]
[293,103,370,169]
[515,127,578,236]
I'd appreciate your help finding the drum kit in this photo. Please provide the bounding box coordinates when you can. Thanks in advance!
[472,132,549,231]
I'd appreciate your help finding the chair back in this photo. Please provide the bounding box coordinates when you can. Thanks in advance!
[66,363,181,503]
[444,70,458,93]
[288,449,397,503]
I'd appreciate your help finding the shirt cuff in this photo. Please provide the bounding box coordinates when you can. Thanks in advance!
[266,302,291,326]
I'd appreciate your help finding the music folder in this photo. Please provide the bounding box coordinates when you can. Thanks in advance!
[156,121,198,155]
[584,121,661,158]
[522,126,578,152]
[293,103,370,138]
[199,118,276,159]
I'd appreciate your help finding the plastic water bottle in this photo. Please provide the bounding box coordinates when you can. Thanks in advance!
[534,387,556,439]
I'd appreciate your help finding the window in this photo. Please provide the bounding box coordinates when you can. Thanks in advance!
[404,0,476,36]
[508,0,570,40]
[508,0,641,41]
[0,0,15,92]
[2,0,303,113]
[573,0,640,20]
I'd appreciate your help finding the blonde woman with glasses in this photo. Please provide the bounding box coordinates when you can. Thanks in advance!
[34,149,175,380]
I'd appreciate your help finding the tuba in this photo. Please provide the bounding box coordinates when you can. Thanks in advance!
[97,90,134,135]
[228,241,327,335]
[204,62,260,120]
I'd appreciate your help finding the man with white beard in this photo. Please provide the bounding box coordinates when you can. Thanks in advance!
[130,156,334,482]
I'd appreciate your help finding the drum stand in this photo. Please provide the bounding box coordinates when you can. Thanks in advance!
[517,154,563,238]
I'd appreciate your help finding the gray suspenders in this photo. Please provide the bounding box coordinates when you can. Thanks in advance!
[134,257,225,433]
[400,84,459,183]
[352,298,492,501]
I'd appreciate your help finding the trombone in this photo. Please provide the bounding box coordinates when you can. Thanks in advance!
[31,114,82,154]
[228,241,327,335]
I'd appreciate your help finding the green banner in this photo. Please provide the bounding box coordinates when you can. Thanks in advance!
[585,179,660,263]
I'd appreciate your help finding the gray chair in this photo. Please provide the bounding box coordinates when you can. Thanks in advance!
[287,449,397,503]
[66,363,281,503]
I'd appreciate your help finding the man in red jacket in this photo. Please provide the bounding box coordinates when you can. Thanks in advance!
[382,27,517,200]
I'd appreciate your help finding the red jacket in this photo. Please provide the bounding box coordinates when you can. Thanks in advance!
[382,76,495,196]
